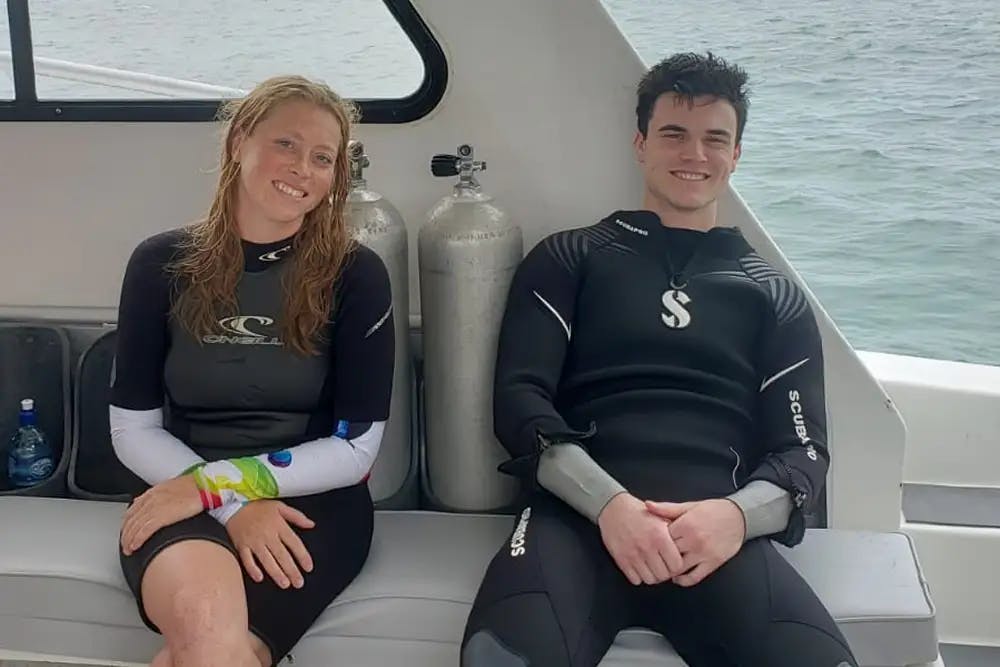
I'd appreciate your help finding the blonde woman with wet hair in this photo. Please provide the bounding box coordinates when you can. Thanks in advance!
[110,76,394,667]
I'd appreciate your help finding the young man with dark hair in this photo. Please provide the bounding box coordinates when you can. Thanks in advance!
[461,52,857,667]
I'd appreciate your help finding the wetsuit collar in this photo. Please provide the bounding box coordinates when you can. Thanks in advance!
[242,233,297,273]
[612,209,752,258]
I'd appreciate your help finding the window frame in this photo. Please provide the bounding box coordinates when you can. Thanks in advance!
[0,0,447,122]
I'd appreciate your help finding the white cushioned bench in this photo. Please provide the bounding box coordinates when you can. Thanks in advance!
[0,496,937,666]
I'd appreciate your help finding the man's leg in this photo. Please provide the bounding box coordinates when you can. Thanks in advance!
[461,496,632,667]
[646,538,857,667]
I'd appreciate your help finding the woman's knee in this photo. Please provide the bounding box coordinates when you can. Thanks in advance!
[249,631,273,667]
[150,646,173,667]
[140,539,248,642]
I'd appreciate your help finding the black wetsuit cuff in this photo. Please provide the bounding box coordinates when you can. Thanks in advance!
[496,423,597,481]
[747,456,812,547]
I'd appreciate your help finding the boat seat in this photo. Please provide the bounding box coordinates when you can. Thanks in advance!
[0,496,938,666]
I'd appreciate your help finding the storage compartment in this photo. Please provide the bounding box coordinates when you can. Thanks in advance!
[0,324,70,496]
[68,328,146,500]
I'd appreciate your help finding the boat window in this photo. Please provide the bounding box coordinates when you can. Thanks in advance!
[0,0,446,122]
[1,1,12,99]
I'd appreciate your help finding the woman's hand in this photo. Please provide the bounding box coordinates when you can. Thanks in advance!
[121,474,204,555]
[225,500,316,589]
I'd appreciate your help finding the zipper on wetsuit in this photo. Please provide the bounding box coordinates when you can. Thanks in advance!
[769,456,808,509]
[536,421,598,452]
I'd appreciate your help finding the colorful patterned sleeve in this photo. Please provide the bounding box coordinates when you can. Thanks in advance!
[191,421,385,509]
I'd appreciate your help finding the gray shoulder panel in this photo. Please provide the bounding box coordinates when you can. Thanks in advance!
[739,253,809,325]
[542,218,621,275]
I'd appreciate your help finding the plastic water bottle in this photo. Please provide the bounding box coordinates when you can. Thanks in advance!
[7,398,54,488]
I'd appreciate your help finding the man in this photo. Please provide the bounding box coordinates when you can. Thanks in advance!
[461,53,857,667]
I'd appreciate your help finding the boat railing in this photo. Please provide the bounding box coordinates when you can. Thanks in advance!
[0,51,242,99]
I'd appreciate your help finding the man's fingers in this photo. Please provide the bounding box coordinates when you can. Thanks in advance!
[612,553,642,586]
[669,520,692,552]
[642,545,670,582]
[679,551,700,574]
[633,558,658,586]
[239,546,264,583]
[644,501,691,521]
[674,561,715,588]
[657,530,685,574]
[655,552,677,580]
[277,503,315,529]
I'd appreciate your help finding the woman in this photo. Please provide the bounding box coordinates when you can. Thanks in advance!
[109,75,394,667]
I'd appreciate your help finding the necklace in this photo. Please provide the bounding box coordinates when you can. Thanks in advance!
[660,231,712,330]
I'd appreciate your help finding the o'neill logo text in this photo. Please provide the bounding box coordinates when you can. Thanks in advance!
[788,389,819,461]
[661,289,692,329]
[203,316,283,346]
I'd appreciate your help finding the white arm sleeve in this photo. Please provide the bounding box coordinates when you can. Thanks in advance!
[109,405,204,484]
[109,405,241,525]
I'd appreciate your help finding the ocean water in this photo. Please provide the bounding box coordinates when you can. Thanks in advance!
[604,0,1000,367]
[2,0,998,364]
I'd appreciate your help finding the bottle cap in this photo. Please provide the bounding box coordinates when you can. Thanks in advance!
[21,398,34,411]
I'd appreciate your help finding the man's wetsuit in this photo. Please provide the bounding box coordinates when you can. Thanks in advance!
[462,210,856,666]
[112,229,394,664]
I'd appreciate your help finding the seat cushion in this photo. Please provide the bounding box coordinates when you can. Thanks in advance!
[0,497,936,666]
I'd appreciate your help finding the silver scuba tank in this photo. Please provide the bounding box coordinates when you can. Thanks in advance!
[419,144,524,511]
[345,140,412,506]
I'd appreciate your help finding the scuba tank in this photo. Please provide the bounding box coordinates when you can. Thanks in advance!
[345,140,412,505]
[419,144,524,511]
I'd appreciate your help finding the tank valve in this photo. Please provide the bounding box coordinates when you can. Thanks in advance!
[431,144,486,189]
[348,139,370,187]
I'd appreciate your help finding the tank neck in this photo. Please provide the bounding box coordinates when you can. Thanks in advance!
[454,181,482,195]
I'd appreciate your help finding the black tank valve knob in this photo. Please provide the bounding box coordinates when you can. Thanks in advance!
[431,154,461,177]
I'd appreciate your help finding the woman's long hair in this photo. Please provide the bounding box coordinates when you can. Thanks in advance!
[168,75,359,356]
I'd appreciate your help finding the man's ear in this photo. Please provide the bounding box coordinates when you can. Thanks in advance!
[633,130,646,164]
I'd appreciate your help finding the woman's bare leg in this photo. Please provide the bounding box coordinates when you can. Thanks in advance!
[140,540,261,667]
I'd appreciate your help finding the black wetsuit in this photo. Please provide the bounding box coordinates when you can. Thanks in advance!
[113,229,394,665]
[462,210,856,666]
